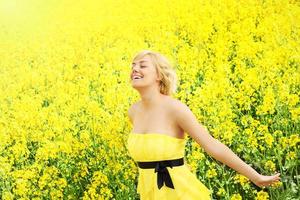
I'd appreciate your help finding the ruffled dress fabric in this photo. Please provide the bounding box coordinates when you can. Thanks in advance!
[127,133,212,200]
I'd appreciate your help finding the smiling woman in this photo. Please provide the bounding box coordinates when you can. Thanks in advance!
[127,50,281,200]
[129,50,178,96]
[126,50,213,199]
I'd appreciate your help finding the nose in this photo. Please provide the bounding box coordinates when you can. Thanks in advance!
[131,65,139,78]
[132,65,140,73]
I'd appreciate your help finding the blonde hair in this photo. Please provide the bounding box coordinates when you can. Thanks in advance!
[131,50,178,96]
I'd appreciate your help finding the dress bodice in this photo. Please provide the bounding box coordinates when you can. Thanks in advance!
[127,132,187,162]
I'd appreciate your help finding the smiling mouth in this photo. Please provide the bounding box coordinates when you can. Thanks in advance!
[133,77,143,80]
[132,75,144,80]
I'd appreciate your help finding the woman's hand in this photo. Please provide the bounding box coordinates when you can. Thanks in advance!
[252,173,281,187]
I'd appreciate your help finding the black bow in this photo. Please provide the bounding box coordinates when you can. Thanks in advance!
[154,161,175,189]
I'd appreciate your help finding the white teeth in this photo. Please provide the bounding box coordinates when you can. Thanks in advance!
[133,75,143,80]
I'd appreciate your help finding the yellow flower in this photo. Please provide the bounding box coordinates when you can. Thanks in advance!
[13,179,28,196]
[100,187,113,198]
[244,128,253,135]
[241,116,249,126]
[56,178,67,189]
[288,134,300,147]
[0,0,299,199]
[273,130,283,137]
[287,94,299,107]
[290,107,300,121]
[80,164,89,177]
[259,145,265,151]
[83,171,112,199]
[2,191,14,200]
[230,193,242,200]
[188,161,198,174]
[255,190,269,200]
[248,134,258,148]
[206,168,217,178]
[234,174,250,186]
[286,151,296,160]
[50,190,63,199]
[256,86,276,115]
[236,144,244,153]
[264,160,276,172]
[193,150,205,160]
[251,120,260,128]
[264,133,274,148]
[217,188,226,196]
[279,137,289,148]
[271,181,283,188]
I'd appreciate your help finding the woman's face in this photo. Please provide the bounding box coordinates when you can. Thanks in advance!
[130,55,160,89]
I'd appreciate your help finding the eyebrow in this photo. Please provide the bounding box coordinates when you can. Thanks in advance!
[132,60,148,65]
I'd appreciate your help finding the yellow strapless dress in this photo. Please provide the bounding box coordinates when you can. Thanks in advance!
[127,132,212,200]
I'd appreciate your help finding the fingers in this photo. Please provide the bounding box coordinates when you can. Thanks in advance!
[259,176,281,188]
[273,174,281,181]
[261,182,273,188]
[273,172,280,177]
[254,173,282,188]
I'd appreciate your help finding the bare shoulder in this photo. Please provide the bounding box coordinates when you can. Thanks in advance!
[128,101,140,124]
[167,97,190,114]
[167,97,217,152]
[165,97,193,121]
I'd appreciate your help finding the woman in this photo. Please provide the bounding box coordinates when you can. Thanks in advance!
[126,50,280,199]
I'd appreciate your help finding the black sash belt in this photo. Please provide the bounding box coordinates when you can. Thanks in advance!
[137,157,184,190]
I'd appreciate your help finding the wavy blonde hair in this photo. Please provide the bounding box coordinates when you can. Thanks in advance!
[131,50,178,96]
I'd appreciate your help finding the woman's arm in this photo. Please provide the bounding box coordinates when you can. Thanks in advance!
[172,100,281,187]
[204,137,280,187]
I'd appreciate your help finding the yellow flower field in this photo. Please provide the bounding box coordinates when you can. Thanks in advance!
[0,0,299,199]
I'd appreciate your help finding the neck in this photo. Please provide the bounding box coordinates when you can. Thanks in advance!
[138,87,164,109]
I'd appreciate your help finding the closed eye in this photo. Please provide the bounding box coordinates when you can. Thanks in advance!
[131,65,146,70]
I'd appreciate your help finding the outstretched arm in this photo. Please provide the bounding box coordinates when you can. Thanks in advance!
[172,100,281,187]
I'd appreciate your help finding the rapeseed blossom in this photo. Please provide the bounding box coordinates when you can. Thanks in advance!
[0,0,298,199]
